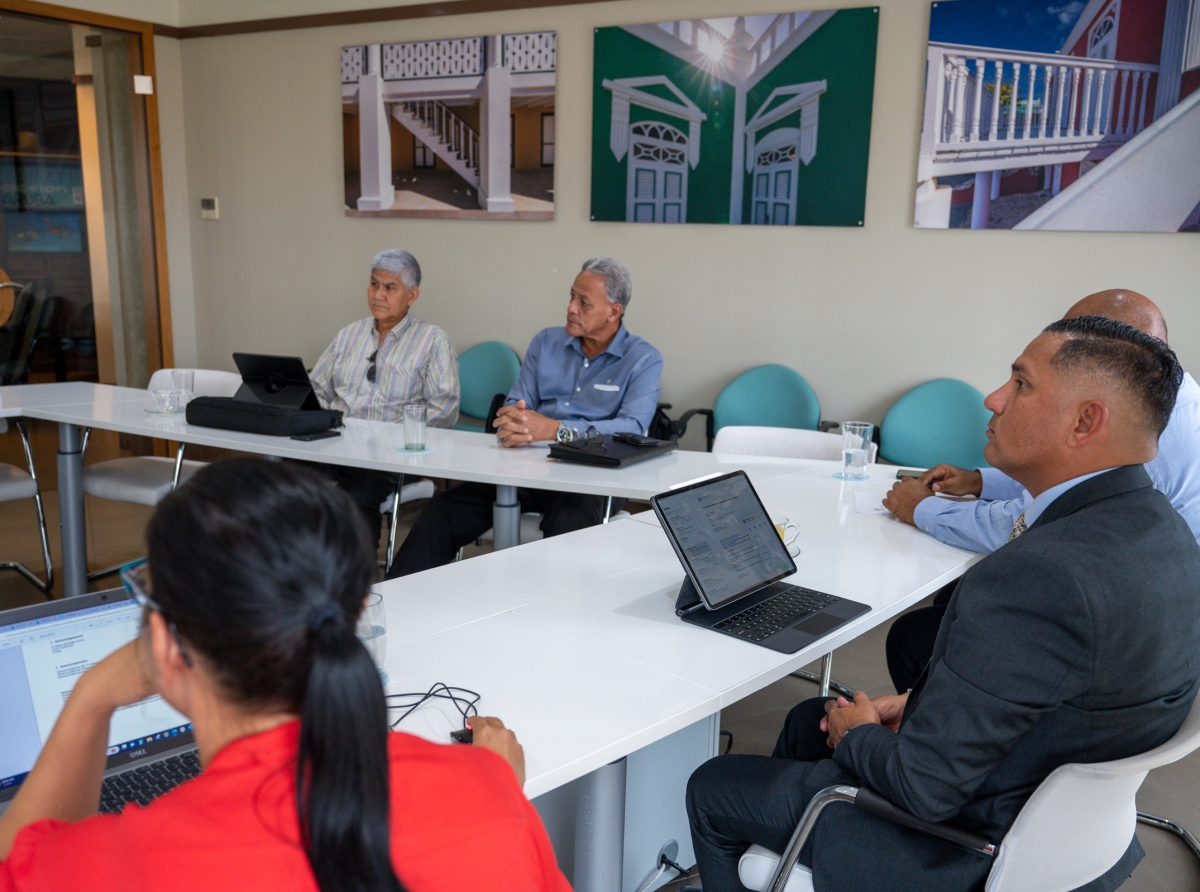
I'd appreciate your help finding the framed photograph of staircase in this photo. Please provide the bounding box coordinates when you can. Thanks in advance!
[915,0,1200,232]
[342,32,555,220]
[590,8,879,227]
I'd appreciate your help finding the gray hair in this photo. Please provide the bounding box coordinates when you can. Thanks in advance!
[581,257,632,310]
[371,249,421,290]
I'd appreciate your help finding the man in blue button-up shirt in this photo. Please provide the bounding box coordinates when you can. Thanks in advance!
[388,258,663,577]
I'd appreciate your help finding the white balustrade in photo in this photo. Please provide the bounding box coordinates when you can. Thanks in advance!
[918,41,1160,180]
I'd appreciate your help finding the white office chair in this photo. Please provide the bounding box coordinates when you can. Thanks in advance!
[0,419,53,597]
[380,477,437,573]
[713,426,873,698]
[82,368,243,579]
[739,693,1200,892]
[712,426,878,463]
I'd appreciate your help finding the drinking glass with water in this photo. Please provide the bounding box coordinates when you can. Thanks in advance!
[404,402,427,451]
[834,421,874,480]
[356,592,388,686]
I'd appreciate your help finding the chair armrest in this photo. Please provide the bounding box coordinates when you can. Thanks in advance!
[764,785,995,892]
[673,408,715,451]
[853,787,996,856]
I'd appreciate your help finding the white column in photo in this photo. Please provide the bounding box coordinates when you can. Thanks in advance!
[478,34,514,213]
[356,45,395,212]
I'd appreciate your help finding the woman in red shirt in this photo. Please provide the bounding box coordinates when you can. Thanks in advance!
[0,459,571,892]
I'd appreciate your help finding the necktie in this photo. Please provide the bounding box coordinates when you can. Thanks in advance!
[1008,512,1028,542]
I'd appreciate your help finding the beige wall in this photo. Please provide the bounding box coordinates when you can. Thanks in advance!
[161,0,1199,448]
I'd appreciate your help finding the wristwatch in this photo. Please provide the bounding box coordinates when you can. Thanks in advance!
[556,422,576,444]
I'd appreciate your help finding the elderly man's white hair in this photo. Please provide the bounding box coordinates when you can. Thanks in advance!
[372,249,421,290]
[581,257,632,310]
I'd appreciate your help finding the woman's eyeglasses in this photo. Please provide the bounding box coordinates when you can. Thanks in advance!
[119,560,194,668]
[366,350,378,384]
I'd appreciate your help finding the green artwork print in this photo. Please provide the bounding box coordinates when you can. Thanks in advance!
[591,8,878,227]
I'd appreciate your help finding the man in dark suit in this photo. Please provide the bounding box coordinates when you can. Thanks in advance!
[686,316,1200,892]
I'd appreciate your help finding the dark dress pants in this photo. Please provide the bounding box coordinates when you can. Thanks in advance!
[386,481,610,578]
[687,698,838,891]
[299,462,398,546]
[885,580,957,693]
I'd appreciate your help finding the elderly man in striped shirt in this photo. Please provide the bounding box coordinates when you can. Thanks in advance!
[309,249,459,543]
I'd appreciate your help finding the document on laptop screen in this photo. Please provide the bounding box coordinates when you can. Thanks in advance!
[0,600,190,794]
[658,474,795,608]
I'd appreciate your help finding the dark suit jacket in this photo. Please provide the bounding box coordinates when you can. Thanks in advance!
[810,465,1200,892]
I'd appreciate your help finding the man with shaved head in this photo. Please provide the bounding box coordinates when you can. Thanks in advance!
[881,289,1200,692]
[686,318,1200,892]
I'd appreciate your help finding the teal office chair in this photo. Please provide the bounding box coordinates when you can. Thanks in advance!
[454,341,521,431]
[715,364,821,433]
[879,379,990,470]
[654,364,822,451]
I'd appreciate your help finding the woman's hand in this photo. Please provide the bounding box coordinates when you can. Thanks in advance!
[72,640,158,716]
[468,716,526,787]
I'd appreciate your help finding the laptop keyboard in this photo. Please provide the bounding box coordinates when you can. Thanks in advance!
[99,750,201,814]
[714,587,838,642]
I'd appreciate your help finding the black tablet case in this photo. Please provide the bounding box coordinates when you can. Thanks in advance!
[548,435,677,468]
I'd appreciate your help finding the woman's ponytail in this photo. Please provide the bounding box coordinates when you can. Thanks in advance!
[298,607,404,892]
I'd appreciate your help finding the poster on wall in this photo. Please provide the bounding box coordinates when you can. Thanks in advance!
[915,0,1200,232]
[590,8,878,227]
[341,32,555,220]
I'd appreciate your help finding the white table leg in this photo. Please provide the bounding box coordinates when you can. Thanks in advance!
[493,484,521,550]
[574,757,627,892]
[57,423,87,597]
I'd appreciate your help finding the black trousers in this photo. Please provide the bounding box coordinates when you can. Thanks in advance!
[885,581,956,693]
[688,698,838,891]
[386,482,611,578]
[301,463,398,546]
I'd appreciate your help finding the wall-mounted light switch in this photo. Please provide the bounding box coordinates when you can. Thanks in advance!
[133,75,154,95]
[200,197,219,220]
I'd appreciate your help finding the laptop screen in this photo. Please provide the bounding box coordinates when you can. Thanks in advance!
[0,592,193,802]
[653,471,796,610]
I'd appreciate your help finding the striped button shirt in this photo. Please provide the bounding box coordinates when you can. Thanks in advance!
[310,314,459,427]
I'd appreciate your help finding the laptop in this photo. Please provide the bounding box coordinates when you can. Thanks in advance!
[651,471,870,654]
[0,589,200,817]
[232,352,322,410]
[548,434,677,468]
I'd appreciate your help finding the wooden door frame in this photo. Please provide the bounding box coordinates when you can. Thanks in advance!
[0,0,175,371]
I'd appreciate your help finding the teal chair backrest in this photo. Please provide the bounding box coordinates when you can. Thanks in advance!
[880,378,991,470]
[456,341,521,427]
[713,364,821,432]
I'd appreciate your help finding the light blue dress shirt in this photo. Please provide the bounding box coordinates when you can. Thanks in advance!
[913,371,1200,551]
[505,325,664,436]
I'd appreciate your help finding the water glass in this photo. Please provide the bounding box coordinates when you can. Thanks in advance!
[171,369,194,403]
[151,389,184,413]
[356,592,388,686]
[834,421,873,481]
[404,402,427,451]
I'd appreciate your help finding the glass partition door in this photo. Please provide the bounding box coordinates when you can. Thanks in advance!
[0,6,166,387]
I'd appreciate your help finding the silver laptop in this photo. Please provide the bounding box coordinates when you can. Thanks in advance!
[0,589,199,816]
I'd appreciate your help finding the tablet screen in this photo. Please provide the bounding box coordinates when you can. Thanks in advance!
[654,472,796,610]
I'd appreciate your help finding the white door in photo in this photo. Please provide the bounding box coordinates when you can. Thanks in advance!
[626,120,688,223]
[752,128,800,226]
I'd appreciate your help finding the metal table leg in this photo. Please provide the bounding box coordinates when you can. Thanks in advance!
[574,757,627,892]
[493,484,521,550]
[57,423,87,597]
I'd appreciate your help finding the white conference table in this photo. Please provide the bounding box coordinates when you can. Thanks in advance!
[10,383,813,596]
[373,462,980,892]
